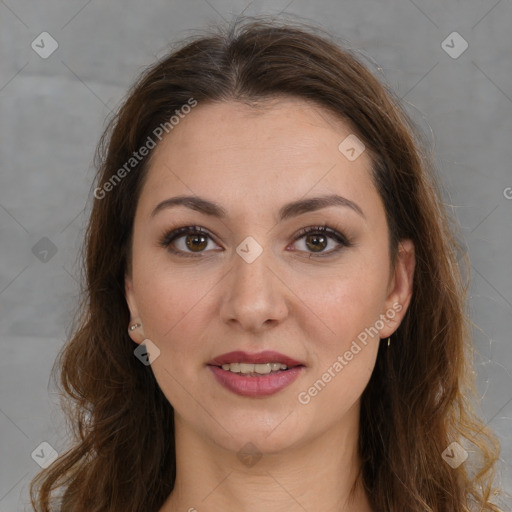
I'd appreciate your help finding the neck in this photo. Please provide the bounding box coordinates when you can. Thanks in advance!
[160,402,373,512]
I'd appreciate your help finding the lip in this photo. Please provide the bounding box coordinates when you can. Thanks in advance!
[208,365,304,397]
[206,350,305,398]
[207,350,305,367]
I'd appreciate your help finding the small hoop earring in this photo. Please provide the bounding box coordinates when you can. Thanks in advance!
[129,322,142,332]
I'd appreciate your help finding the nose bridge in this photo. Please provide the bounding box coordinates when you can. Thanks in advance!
[235,238,272,294]
[220,236,288,330]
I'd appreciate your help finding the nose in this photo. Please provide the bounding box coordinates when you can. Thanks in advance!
[219,243,289,333]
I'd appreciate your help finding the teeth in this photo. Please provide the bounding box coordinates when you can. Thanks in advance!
[220,362,288,374]
[240,363,254,374]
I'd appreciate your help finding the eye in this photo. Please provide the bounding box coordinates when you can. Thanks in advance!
[159,224,352,258]
[290,225,352,257]
[159,226,221,258]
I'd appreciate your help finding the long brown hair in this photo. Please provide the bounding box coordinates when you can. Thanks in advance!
[30,16,504,511]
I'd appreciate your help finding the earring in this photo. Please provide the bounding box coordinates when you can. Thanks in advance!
[387,336,391,347]
[129,322,142,332]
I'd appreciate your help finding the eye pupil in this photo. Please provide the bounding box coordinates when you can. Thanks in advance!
[306,234,327,252]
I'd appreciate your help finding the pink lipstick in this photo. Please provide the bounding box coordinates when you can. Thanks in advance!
[207,350,305,398]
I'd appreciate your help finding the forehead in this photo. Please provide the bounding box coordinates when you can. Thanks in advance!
[150,97,362,160]
[138,98,377,216]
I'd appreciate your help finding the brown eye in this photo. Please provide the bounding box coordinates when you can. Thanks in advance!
[291,225,352,257]
[160,226,220,257]
[305,233,327,252]
[160,224,351,259]
[185,232,208,252]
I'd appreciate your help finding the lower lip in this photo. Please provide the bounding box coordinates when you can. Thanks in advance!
[208,365,304,397]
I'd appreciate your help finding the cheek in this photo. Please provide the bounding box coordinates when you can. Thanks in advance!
[139,281,202,332]
[294,273,386,417]
[133,266,215,406]
[133,259,218,359]
[298,257,390,351]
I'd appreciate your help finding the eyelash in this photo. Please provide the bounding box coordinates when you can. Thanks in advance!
[158,224,353,259]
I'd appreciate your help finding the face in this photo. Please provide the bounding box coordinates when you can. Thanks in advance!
[125,98,415,455]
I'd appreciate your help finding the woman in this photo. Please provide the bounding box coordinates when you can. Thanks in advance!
[30,16,504,512]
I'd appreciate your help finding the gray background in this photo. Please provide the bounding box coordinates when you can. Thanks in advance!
[1,0,511,510]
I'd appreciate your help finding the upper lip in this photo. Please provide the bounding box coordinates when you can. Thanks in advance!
[207,350,305,367]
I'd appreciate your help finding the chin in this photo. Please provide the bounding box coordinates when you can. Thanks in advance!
[203,413,309,456]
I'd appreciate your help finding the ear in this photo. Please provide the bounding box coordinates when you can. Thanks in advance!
[125,274,145,344]
[378,239,415,338]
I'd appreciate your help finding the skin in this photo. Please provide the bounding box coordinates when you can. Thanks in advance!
[125,98,415,512]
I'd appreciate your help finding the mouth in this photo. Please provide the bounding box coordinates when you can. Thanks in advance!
[206,350,305,397]
[207,350,305,373]
[212,361,294,376]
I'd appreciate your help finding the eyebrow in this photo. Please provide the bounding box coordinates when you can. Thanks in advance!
[150,193,365,221]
